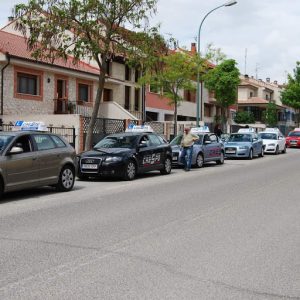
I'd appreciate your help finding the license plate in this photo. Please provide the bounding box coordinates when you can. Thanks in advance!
[172,156,178,161]
[82,164,98,169]
[226,150,236,154]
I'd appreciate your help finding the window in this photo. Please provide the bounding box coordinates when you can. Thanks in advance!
[77,80,93,103]
[33,135,56,150]
[134,88,140,111]
[250,92,253,98]
[125,86,130,110]
[125,65,131,81]
[51,135,66,148]
[209,134,217,142]
[135,69,140,82]
[13,135,33,153]
[17,73,40,95]
[79,84,89,102]
[103,89,112,102]
[148,134,161,146]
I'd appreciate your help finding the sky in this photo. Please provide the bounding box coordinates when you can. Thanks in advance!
[1,0,300,84]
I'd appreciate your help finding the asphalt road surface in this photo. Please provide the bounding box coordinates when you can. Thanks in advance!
[1,149,300,299]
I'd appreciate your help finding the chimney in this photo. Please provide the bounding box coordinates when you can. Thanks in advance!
[266,78,270,83]
[8,16,14,22]
[191,43,197,53]
[274,80,278,84]
[244,74,249,78]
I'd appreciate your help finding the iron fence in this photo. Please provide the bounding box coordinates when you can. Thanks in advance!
[2,124,76,148]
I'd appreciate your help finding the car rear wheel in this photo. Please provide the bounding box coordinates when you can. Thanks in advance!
[282,145,287,154]
[195,153,204,168]
[248,148,253,160]
[216,151,224,165]
[275,145,279,155]
[123,160,136,181]
[160,157,172,175]
[56,165,75,192]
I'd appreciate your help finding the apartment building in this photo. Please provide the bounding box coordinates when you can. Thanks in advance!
[236,75,295,133]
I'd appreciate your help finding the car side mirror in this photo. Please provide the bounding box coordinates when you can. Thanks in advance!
[8,146,23,155]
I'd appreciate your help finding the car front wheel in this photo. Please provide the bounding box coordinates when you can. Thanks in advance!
[56,165,75,192]
[160,157,172,175]
[123,160,136,181]
[196,153,204,168]
[259,147,264,157]
[248,148,253,160]
[275,145,279,155]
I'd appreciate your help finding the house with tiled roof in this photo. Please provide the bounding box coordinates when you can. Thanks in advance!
[0,19,145,150]
[234,74,296,134]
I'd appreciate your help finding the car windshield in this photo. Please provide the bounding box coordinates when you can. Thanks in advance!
[259,133,277,140]
[228,134,251,142]
[94,135,138,149]
[0,135,14,151]
[288,131,300,137]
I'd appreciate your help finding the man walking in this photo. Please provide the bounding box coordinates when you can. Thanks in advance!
[180,127,199,171]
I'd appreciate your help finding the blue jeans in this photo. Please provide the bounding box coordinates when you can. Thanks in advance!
[180,146,193,170]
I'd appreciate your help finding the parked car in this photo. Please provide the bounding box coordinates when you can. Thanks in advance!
[0,128,76,198]
[258,128,286,154]
[285,128,300,148]
[77,126,172,180]
[224,128,264,159]
[170,127,225,168]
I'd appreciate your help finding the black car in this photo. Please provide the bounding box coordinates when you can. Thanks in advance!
[77,132,172,180]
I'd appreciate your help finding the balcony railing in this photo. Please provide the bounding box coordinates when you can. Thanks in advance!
[54,99,143,120]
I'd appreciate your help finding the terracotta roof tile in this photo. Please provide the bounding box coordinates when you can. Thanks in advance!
[0,30,100,75]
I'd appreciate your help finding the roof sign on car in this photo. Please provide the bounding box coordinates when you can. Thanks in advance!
[190,126,210,133]
[238,128,255,133]
[264,128,280,132]
[13,121,47,132]
[293,128,300,131]
[125,125,154,133]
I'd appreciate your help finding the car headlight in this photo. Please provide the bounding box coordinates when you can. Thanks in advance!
[239,146,248,150]
[105,156,123,162]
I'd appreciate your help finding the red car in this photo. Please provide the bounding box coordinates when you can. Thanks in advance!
[286,129,300,148]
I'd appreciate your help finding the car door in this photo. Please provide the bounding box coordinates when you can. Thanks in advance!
[32,134,62,185]
[202,134,215,162]
[252,134,260,155]
[147,133,165,170]
[4,134,40,191]
[278,133,285,151]
[136,134,154,172]
[207,134,221,160]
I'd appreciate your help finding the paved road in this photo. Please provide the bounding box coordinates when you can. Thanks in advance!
[0,149,300,299]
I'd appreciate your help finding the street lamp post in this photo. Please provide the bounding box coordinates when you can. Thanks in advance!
[196,0,237,127]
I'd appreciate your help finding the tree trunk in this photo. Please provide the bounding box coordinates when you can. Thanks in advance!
[174,101,178,137]
[84,70,106,150]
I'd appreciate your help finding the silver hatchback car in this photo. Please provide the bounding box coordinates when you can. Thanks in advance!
[170,131,225,167]
[0,131,76,198]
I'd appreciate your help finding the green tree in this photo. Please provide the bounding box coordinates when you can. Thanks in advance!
[281,61,300,126]
[234,111,255,124]
[14,0,158,150]
[203,59,240,132]
[262,102,278,127]
[141,51,199,136]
